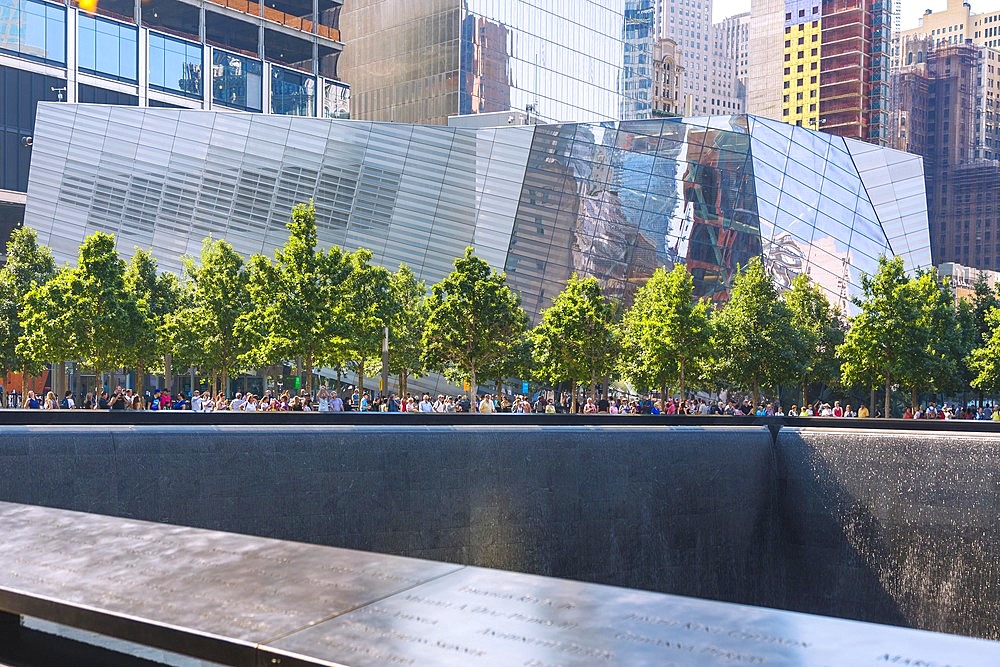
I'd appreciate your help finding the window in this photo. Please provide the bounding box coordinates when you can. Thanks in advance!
[148,32,202,98]
[271,66,315,116]
[212,50,262,112]
[0,0,66,65]
[78,14,137,82]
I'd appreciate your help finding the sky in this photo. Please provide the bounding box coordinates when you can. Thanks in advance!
[711,1,1000,29]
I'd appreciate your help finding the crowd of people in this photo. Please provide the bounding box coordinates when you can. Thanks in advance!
[3,383,999,419]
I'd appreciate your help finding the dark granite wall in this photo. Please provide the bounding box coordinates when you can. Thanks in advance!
[0,425,780,607]
[2,424,997,639]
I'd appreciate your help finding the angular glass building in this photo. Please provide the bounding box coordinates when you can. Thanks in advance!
[24,104,929,318]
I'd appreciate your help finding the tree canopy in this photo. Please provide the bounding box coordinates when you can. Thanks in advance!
[619,264,711,402]
[422,247,527,407]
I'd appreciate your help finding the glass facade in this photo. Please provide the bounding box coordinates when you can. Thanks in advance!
[322,80,350,119]
[24,106,930,319]
[212,50,262,112]
[340,0,626,125]
[78,14,138,83]
[148,32,203,99]
[0,0,65,65]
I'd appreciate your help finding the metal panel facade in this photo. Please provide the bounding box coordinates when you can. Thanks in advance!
[25,105,929,319]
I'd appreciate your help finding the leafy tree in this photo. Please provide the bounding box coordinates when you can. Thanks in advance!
[387,263,429,398]
[423,247,528,408]
[713,257,804,407]
[618,265,710,404]
[342,249,396,393]
[122,249,179,397]
[838,256,923,417]
[529,275,617,410]
[903,269,966,402]
[165,238,252,395]
[0,227,55,380]
[245,202,350,393]
[784,273,844,407]
[970,271,998,340]
[19,232,136,383]
[970,306,1000,394]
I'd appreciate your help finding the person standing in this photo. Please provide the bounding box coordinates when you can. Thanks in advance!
[478,394,495,413]
[330,391,345,412]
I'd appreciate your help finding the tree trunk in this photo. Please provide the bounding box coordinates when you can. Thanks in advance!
[135,362,145,400]
[801,378,808,409]
[660,381,667,413]
[305,351,314,395]
[357,359,365,394]
[590,370,597,401]
[911,387,917,413]
[468,366,477,410]
[884,372,891,419]
[753,376,760,409]
[570,379,577,413]
[221,369,229,398]
[679,360,686,402]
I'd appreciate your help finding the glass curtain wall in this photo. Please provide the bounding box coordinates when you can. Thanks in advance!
[212,50,263,111]
[78,14,138,82]
[149,32,203,98]
[0,0,66,65]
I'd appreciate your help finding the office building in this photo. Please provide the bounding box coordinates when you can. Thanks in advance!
[0,0,349,253]
[652,37,684,116]
[623,0,656,120]
[748,0,892,144]
[716,11,750,111]
[25,104,930,320]
[339,0,628,125]
[658,0,741,116]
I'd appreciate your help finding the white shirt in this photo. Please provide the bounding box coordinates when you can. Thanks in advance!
[419,400,434,412]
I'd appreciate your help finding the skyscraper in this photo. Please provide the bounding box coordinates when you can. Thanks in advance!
[0,0,348,251]
[716,11,751,111]
[748,0,891,144]
[339,0,628,125]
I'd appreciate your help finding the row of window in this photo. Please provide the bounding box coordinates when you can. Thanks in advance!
[0,0,348,116]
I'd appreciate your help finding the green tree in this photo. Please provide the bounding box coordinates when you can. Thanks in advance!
[122,249,179,398]
[165,238,252,395]
[530,274,618,411]
[970,306,1000,394]
[0,227,56,381]
[714,257,804,407]
[19,233,136,383]
[838,256,923,417]
[387,263,429,398]
[618,265,710,404]
[970,271,999,340]
[903,269,966,403]
[343,249,396,394]
[245,202,350,393]
[784,273,844,407]
[423,247,528,408]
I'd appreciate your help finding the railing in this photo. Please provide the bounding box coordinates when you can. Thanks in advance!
[204,0,341,41]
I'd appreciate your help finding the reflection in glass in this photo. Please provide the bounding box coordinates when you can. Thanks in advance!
[271,66,315,116]
[149,32,202,98]
[212,50,262,111]
[322,80,350,118]
[0,0,66,64]
[78,14,137,82]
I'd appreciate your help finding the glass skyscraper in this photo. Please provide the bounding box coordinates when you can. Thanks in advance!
[339,0,628,125]
[0,0,349,249]
[25,104,929,320]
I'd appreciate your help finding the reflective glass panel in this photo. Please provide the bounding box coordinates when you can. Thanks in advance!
[322,80,350,119]
[149,32,202,99]
[78,14,137,82]
[0,0,65,64]
[212,49,262,112]
[271,66,315,116]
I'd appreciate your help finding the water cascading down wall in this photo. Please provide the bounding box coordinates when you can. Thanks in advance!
[0,421,995,639]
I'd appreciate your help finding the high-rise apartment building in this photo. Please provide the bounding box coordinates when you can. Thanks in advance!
[0,0,348,247]
[339,0,627,125]
[748,0,891,144]
[890,40,1000,270]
